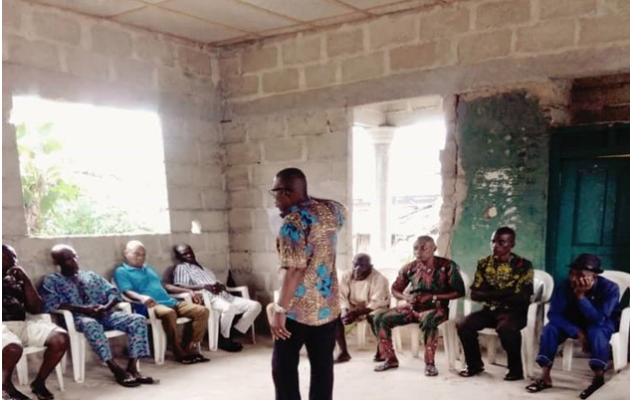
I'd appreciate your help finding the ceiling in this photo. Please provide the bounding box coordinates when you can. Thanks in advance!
[30,0,444,46]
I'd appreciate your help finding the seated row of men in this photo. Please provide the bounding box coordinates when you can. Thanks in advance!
[2,241,261,400]
[335,228,621,400]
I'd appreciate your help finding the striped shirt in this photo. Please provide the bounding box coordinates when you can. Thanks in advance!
[173,262,232,301]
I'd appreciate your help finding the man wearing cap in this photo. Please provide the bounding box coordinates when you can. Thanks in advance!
[525,254,620,399]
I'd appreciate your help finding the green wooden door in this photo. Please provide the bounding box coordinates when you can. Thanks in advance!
[553,157,630,279]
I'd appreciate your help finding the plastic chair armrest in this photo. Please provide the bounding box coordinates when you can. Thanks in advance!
[51,309,77,333]
[227,286,250,299]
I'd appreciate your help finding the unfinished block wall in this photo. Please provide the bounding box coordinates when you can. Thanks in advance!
[2,0,228,282]
[222,108,352,302]
[219,0,630,288]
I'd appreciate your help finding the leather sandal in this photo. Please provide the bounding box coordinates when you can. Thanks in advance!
[425,364,438,377]
[525,379,553,393]
[579,378,604,399]
[115,373,141,388]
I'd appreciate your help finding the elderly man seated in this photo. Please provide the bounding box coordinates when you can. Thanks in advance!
[2,245,69,400]
[40,245,156,388]
[113,241,209,365]
[373,236,465,376]
[172,244,261,352]
[525,254,621,399]
[334,253,390,363]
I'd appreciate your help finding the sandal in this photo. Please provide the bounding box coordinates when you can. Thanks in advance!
[177,355,198,365]
[133,375,159,385]
[192,354,211,363]
[525,379,553,393]
[115,373,141,388]
[579,378,604,399]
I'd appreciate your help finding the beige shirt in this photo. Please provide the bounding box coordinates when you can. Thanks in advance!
[339,269,390,314]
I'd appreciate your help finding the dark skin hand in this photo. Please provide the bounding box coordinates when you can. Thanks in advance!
[570,270,596,352]
[173,244,226,296]
[3,266,43,315]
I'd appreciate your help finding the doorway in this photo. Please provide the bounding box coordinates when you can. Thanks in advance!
[547,123,630,280]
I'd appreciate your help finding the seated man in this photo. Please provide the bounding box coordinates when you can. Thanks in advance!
[114,240,209,364]
[457,226,534,381]
[335,253,390,363]
[525,254,620,399]
[2,245,69,400]
[373,236,465,376]
[173,244,261,352]
[40,245,156,388]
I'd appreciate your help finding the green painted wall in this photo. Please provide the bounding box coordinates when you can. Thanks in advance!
[451,91,549,276]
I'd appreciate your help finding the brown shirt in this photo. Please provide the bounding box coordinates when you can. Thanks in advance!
[2,271,26,321]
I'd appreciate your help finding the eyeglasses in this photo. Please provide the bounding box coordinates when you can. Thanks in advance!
[268,187,290,197]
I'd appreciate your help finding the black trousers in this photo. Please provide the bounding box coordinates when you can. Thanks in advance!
[272,318,336,400]
[456,308,527,374]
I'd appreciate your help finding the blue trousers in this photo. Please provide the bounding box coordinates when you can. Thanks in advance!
[536,321,613,371]
[75,311,150,362]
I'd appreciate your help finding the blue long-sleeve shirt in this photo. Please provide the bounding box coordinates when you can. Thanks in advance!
[547,276,620,338]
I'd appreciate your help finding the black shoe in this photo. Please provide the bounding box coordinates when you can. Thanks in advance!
[579,377,605,399]
[459,367,485,377]
[218,337,243,352]
[504,371,524,381]
[30,382,53,400]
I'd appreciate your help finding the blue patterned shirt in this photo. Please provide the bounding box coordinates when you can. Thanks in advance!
[40,271,122,319]
[277,198,346,326]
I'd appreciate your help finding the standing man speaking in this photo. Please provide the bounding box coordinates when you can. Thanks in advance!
[269,168,347,400]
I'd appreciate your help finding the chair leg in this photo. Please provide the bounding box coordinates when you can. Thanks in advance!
[357,321,367,350]
[411,327,420,358]
[562,340,574,372]
[55,362,65,392]
[250,324,256,345]
[70,336,84,383]
[486,336,498,364]
[208,310,220,352]
[16,354,28,386]
[393,327,403,355]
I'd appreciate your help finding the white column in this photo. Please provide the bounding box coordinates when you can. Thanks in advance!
[367,127,395,264]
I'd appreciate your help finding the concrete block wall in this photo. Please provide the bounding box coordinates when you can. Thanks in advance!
[218,0,630,298]
[219,0,630,105]
[571,73,630,124]
[222,109,352,304]
[2,0,228,283]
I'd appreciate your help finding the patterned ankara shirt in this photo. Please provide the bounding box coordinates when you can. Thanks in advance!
[392,257,466,313]
[277,198,346,326]
[3,270,27,321]
[40,271,122,318]
[471,253,534,310]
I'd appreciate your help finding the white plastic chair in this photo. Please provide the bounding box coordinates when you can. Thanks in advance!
[561,270,630,373]
[15,314,65,391]
[202,285,256,351]
[112,279,193,365]
[51,303,133,383]
[449,269,553,378]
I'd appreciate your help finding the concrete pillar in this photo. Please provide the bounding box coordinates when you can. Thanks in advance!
[367,126,395,263]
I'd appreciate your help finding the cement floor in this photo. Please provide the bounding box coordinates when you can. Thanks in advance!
[14,337,629,400]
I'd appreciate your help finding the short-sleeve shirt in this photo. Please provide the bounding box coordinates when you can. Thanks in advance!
[40,271,122,318]
[277,198,347,326]
[114,263,178,307]
[339,268,390,314]
[471,253,534,309]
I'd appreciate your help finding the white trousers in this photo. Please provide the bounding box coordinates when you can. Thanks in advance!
[209,295,262,339]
